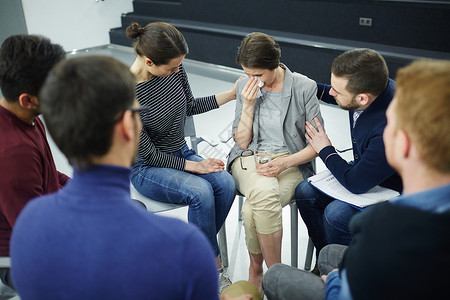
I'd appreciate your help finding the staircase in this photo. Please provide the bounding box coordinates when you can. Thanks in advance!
[110,0,450,83]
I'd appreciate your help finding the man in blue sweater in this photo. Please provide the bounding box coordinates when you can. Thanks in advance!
[295,49,402,269]
[9,56,235,299]
[263,59,450,300]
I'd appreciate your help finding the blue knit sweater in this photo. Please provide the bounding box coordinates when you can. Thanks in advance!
[11,165,218,300]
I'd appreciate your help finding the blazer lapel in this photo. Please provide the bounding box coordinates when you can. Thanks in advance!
[251,97,261,148]
[280,65,293,127]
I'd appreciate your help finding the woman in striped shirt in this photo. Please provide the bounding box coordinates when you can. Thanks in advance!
[126,22,237,292]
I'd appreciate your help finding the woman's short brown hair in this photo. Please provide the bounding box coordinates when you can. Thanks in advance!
[236,32,281,70]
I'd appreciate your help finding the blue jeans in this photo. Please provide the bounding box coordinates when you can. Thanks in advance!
[295,180,360,257]
[131,144,236,257]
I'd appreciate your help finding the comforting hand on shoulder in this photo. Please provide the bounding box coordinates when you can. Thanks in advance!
[230,76,244,99]
[216,76,244,106]
[305,117,331,153]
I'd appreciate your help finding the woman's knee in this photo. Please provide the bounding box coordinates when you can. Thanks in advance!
[222,170,236,190]
[205,170,236,199]
[241,202,253,231]
[241,201,262,254]
[245,187,282,234]
[252,199,282,234]
[254,210,282,235]
[174,180,216,211]
[219,170,236,197]
[130,163,145,189]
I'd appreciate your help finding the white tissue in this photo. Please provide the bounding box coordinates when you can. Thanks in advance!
[257,78,264,87]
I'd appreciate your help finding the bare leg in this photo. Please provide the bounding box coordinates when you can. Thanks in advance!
[248,252,264,293]
[248,229,283,293]
[258,228,283,268]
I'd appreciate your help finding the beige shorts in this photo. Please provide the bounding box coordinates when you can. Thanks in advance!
[231,152,303,254]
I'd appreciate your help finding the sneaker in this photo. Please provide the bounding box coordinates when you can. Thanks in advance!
[218,269,232,294]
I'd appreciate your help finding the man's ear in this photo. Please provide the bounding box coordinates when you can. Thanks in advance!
[121,110,137,142]
[397,129,411,159]
[18,93,39,109]
[357,93,371,106]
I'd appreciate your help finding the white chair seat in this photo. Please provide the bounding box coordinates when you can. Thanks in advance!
[130,184,184,213]
[130,182,229,267]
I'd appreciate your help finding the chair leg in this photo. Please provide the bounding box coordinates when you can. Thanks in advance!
[218,225,228,268]
[290,201,298,268]
[304,237,315,270]
[238,195,243,221]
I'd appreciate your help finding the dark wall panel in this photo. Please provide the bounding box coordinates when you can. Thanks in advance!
[180,30,242,69]
[132,0,450,52]
[110,0,449,82]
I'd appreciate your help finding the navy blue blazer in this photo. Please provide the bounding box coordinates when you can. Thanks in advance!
[317,79,402,194]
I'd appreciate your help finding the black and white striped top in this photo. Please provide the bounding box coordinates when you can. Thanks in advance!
[135,64,219,170]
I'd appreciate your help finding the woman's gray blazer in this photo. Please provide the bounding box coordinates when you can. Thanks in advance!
[226,65,323,180]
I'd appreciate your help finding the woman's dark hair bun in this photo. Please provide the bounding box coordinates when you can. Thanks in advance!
[126,22,145,39]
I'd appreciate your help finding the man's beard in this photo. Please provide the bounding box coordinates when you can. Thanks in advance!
[336,96,361,111]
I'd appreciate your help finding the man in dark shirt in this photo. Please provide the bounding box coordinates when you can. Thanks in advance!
[0,35,68,288]
[295,49,402,266]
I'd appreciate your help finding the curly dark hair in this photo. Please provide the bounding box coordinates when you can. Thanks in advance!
[0,34,65,102]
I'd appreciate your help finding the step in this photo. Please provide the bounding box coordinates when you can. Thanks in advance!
[110,14,450,83]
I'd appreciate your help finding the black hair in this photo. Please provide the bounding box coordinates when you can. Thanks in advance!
[0,34,65,102]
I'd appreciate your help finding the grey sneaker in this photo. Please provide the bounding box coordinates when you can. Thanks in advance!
[218,269,232,294]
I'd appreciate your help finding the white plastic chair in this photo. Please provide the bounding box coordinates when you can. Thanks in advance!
[0,257,19,299]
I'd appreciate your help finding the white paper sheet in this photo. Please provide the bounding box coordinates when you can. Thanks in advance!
[308,170,400,209]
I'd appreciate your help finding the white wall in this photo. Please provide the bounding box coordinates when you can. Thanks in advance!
[0,0,28,46]
[21,0,132,51]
